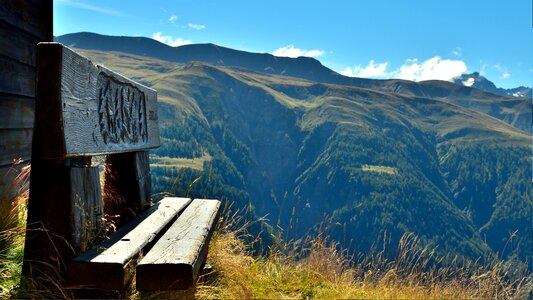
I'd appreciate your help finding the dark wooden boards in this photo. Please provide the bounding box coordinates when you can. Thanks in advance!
[0,94,35,129]
[0,128,32,166]
[0,19,38,66]
[136,199,221,291]
[0,1,52,41]
[68,197,191,291]
[0,55,35,97]
[35,43,160,158]
[0,0,51,172]
[0,93,34,165]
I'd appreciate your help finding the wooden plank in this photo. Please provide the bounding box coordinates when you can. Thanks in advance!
[68,197,192,291]
[0,129,32,166]
[70,167,104,253]
[0,1,52,41]
[0,55,35,97]
[0,93,34,129]
[103,151,152,227]
[35,43,160,158]
[0,20,38,66]
[136,199,221,291]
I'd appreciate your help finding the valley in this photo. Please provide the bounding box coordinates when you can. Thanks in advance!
[71,43,532,267]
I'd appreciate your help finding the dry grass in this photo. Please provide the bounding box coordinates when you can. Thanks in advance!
[0,163,29,298]
[361,164,398,175]
[151,153,212,171]
[189,210,532,299]
[1,169,531,299]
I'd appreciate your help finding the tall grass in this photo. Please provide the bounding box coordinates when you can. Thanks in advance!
[191,207,532,299]
[1,172,531,299]
[0,164,76,299]
[0,162,29,298]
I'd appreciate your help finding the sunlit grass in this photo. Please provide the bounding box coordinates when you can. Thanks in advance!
[150,153,212,171]
[191,209,532,299]
[1,198,531,299]
[1,166,530,299]
[362,164,397,175]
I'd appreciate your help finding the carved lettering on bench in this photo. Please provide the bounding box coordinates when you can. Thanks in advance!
[97,74,148,145]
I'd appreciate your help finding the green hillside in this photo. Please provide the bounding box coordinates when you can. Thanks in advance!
[77,49,532,266]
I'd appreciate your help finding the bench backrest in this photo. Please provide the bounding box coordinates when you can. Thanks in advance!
[35,43,160,158]
[23,43,161,283]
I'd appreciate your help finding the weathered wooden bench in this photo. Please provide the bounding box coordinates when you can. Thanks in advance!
[22,42,220,292]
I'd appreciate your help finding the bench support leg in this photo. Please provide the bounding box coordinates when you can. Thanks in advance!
[22,157,104,289]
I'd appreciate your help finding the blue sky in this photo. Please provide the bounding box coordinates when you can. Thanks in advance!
[54,0,532,89]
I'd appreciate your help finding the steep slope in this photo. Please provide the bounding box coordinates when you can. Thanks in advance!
[77,49,532,265]
[57,32,531,132]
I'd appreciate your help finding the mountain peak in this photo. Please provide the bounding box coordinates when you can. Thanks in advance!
[453,72,531,98]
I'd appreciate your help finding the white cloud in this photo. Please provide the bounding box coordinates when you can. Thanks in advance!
[339,56,468,82]
[392,56,468,82]
[339,67,355,77]
[169,15,178,24]
[273,45,325,58]
[188,23,206,30]
[341,60,389,78]
[493,64,511,79]
[152,32,191,47]
[452,47,463,57]
[56,0,125,16]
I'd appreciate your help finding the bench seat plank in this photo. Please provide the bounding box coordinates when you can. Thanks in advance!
[67,197,191,290]
[136,199,221,291]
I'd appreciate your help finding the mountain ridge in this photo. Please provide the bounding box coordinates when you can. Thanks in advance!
[73,48,532,267]
[56,32,532,133]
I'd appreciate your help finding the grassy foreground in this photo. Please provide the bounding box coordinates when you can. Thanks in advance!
[0,192,531,299]
[166,215,531,300]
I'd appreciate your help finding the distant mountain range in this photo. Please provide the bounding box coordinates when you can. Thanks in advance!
[454,72,531,98]
[56,32,532,269]
[56,32,531,133]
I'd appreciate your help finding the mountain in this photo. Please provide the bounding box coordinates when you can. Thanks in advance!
[56,32,531,132]
[76,48,532,267]
[454,72,532,98]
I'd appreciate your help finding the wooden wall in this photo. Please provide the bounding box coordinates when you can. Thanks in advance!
[0,1,52,200]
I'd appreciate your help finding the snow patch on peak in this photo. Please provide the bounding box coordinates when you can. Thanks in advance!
[462,77,475,87]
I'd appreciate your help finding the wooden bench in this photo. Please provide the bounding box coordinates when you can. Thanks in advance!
[22,42,221,292]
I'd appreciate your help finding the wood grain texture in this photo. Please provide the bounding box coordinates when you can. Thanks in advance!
[68,197,191,291]
[0,93,34,129]
[70,167,104,253]
[35,43,160,158]
[0,128,32,166]
[0,1,52,41]
[0,55,35,97]
[23,162,86,281]
[0,20,37,66]
[136,199,221,291]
